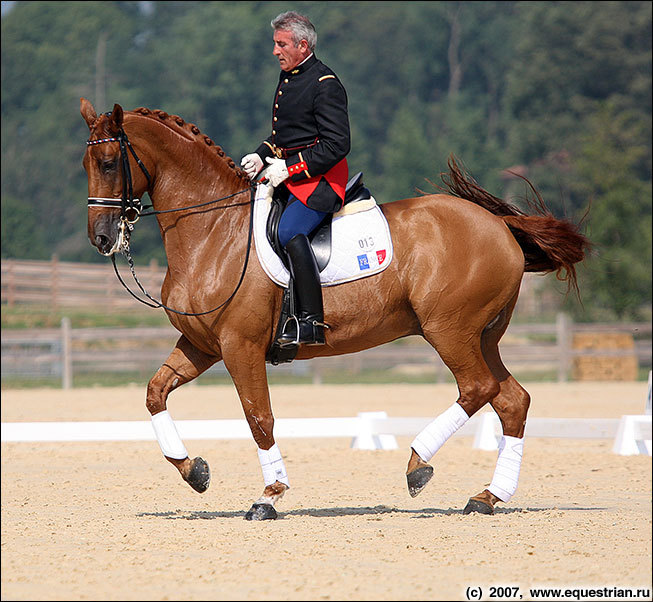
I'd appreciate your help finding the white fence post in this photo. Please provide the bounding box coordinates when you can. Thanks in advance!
[612,415,652,456]
[350,412,398,450]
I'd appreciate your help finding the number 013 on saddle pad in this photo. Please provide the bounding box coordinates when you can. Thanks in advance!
[254,182,394,287]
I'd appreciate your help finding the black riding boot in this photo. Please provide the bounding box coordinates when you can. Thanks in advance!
[278,234,326,346]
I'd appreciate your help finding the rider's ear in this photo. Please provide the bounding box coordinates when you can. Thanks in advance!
[110,104,124,130]
[80,98,97,129]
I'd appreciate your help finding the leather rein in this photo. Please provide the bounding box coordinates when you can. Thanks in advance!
[86,126,256,316]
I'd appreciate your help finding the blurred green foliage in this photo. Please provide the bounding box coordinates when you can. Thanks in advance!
[1,1,651,320]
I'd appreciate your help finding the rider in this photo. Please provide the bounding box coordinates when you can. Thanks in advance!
[240,11,351,346]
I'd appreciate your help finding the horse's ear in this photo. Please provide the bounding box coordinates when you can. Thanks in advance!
[80,97,97,129]
[110,104,124,130]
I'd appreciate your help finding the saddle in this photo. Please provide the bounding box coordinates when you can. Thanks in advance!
[265,172,371,271]
[265,173,372,366]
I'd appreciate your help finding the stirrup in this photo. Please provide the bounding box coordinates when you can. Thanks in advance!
[277,315,328,347]
[277,315,301,349]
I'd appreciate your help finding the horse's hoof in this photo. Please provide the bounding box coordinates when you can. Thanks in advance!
[463,497,494,515]
[185,457,210,493]
[244,503,278,521]
[406,465,434,498]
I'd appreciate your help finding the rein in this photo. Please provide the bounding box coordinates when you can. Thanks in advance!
[87,124,257,316]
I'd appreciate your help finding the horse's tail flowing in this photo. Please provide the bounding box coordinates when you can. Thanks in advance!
[439,156,591,294]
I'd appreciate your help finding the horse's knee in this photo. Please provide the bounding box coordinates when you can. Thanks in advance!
[145,369,178,415]
[146,383,165,415]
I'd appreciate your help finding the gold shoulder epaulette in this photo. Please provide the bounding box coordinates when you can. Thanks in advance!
[318,75,336,82]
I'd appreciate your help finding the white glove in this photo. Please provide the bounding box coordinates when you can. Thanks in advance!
[264,157,289,187]
[240,153,263,179]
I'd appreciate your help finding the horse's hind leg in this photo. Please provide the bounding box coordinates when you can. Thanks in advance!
[146,334,218,493]
[406,324,500,500]
[464,295,531,515]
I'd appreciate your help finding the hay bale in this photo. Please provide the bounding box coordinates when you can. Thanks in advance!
[572,333,638,381]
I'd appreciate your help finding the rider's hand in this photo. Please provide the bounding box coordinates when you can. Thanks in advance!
[264,157,289,187]
[240,153,263,179]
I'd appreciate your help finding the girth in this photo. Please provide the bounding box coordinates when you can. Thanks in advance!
[266,172,370,271]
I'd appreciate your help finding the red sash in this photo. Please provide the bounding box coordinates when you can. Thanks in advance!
[286,159,348,205]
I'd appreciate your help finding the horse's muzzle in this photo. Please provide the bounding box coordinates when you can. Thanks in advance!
[89,212,127,256]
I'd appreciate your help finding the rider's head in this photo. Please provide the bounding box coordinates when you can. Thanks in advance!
[271,11,316,72]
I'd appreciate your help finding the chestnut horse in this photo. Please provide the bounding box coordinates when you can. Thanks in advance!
[81,98,589,520]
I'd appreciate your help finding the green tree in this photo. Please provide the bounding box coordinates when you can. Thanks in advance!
[502,1,651,215]
[379,100,433,201]
[1,1,650,323]
[0,194,47,259]
[1,1,144,262]
[570,103,652,319]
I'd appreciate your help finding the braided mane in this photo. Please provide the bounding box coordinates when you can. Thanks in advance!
[130,106,250,182]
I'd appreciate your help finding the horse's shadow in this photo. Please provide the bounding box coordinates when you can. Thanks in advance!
[137,504,606,521]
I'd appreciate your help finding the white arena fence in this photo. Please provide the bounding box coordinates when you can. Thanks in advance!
[3,405,650,457]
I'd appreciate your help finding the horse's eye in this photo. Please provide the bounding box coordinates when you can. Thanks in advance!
[99,158,118,173]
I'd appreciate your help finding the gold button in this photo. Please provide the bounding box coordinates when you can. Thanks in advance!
[275,104,279,109]
[272,130,276,135]
[278,90,282,95]
[284,79,289,83]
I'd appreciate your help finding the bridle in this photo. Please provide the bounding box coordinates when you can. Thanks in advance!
[87,128,153,255]
[86,121,257,316]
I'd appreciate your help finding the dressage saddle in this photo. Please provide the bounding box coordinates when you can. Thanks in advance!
[265,172,371,271]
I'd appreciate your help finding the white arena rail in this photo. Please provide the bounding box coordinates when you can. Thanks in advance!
[2,411,650,456]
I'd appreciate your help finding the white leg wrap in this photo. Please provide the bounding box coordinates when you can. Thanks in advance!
[488,435,524,502]
[151,410,188,460]
[258,443,290,487]
[411,403,469,463]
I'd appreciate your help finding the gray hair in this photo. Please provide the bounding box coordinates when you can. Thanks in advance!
[271,11,317,51]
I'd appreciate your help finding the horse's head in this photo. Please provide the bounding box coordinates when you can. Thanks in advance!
[81,98,151,256]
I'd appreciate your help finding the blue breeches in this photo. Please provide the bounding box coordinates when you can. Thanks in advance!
[278,196,329,248]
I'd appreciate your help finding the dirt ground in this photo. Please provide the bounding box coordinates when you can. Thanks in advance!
[1,381,651,601]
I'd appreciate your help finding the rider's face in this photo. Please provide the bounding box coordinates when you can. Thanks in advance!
[273,29,310,72]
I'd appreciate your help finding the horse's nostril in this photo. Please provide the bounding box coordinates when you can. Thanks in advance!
[95,234,110,251]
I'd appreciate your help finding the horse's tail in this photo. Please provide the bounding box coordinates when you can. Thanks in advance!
[439,156,590,294]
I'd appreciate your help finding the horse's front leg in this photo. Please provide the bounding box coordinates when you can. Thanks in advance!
[146,334,218,493]
[223,345,289,521]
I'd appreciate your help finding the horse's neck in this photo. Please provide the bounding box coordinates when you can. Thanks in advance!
[133,116,250,269]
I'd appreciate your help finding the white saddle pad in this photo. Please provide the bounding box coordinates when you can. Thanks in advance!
[254,183,393,287]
